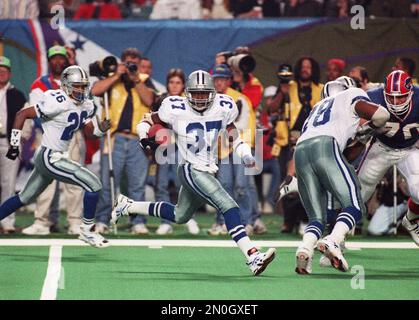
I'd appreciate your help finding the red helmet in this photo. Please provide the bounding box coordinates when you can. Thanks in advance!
[384,70,413,116]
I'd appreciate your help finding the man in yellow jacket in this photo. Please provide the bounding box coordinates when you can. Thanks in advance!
[267,58,323,233]
[91,48,154,234]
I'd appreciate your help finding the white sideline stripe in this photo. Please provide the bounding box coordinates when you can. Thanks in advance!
[40,245,62,300]
[0,239,416,249]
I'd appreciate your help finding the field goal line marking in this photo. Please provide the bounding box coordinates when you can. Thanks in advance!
[40,245,62,300]
[0,239,416,249]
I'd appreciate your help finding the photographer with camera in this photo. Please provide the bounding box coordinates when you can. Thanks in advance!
[270,58,323,234]
[91,48,154,235]
[219,47,267,234]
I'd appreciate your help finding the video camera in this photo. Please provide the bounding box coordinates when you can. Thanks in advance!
[277,63,293,84]
[89,56,139,78]
[89,56,118,78]
[217,49,256,74]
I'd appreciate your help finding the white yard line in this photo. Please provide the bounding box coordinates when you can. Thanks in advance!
[40,245,62,300]
[0,239,416,249]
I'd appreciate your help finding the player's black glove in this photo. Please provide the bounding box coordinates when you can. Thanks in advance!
[6,146,19,160]
[139,137,159,152]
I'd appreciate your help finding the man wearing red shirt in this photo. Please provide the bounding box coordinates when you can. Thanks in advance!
[74,0,122,19]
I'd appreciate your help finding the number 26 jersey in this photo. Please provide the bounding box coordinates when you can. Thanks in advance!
[298,88,371,151]
[35,89,95,152]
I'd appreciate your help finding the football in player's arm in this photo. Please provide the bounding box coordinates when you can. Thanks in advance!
[112,70,276,276]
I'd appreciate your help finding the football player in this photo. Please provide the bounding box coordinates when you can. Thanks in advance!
[358,70,419,245]
[0,66,110,248]
[112,70,276,276]
[294,81,390,274]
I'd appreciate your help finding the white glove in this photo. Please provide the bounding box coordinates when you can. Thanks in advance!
[243,154,256,168]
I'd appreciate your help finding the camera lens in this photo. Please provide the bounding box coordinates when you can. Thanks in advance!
[125,62,138,73]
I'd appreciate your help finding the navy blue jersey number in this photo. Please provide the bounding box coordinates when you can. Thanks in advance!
[61,111,88,141]
[186,120,222,154]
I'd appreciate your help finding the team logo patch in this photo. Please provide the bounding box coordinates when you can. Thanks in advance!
[404,77,413,91]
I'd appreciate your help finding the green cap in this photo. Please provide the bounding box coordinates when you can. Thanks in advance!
[47,45,68,59]
[0,56,11,69]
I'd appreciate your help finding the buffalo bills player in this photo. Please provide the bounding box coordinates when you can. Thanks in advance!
[359,70,419,245]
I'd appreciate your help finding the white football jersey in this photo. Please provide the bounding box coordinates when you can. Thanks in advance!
[158,94,238,173]
[35,89,95,152]
[298,87,371,151]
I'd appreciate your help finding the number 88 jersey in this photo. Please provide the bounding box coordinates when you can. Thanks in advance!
[35,89,95,152]
[298,87,371,151]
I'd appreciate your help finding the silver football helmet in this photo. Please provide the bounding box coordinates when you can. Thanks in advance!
[185,70,216,112]
[336,76,357,88]
[61,65,90,104]
[321,80,349,99]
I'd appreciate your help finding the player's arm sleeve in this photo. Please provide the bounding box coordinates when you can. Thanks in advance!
[234,97,250,130]
[34,93,62,120]
[157,97,173,126]
[226,98,239,125]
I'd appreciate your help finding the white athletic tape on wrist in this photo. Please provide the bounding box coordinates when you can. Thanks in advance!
[10,129,22,147]
[233,138,252,158]
[137,121,151,140]
[371,106,390,128]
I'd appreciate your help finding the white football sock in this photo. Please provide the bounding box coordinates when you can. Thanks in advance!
[330,221,350,244]
[128,201,151,215]
[302,232,318,251]
[407,209,419,221]
[237,236,257,258]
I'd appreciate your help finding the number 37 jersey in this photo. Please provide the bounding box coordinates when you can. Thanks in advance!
[158,94,238,173]
[298,88,371,151]
[35,89,95,152]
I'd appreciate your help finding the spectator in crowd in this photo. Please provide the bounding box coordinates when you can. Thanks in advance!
[139,57,167,95]
[272,56,323,233]
[207,64,254,235]
[284,0,322,16]
[150,0,203,19]
[413,0,419,18]
[228,47,267,235]
[277,56,322,153]
[259,86,284,214]
[38,0,82,19]
[368,170,409,236]
[201,0,233,18]
[324,0,351,17]
[0,56,27,234]
[392,57,417,84]
[73,0,122,19]
[326,58,346,81]
[23,45,84,236]
[230,47,263,111]
[92,47,154,235]
[229,0,280,18]
[151,68,200,235]
[265,63,292,179]
[0,0,39,19]
[368,0,413,17]
[348,65,380,91]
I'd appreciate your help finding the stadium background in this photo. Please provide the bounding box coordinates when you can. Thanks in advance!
[0,18,418,99]
[0,16,418,300]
